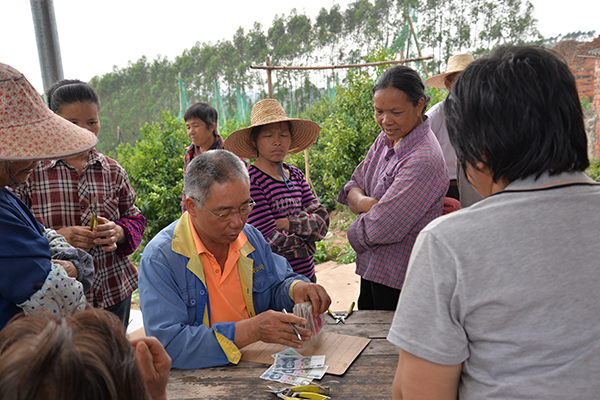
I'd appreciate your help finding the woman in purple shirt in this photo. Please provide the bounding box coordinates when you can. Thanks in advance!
[338,65,449,310]
[225,99,329,281]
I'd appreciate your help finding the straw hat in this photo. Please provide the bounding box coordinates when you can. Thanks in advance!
[224,99,320,159]
[424,54,475,88]
[0,63,98,161]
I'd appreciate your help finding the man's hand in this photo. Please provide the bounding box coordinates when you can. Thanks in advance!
[51,259,78,278]
[347,187,379,215]
[131,337,171,400]
[234,310,311,349]
[292,282,332,315]
[57,226,96,251]
[93,216,125,252]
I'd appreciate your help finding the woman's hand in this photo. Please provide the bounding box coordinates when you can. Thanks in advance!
[57,226,96,251]
[275,218,290,231]
[347,188,379,215]
[131,337,171,400]
[93,216,125,252]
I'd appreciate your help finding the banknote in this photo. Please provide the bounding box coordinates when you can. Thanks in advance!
[293,301,325,336]
[260,365,313,385]
[271,347,304,359]
[273,354,326,371]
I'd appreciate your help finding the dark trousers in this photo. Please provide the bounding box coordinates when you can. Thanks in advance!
[446,179,459,200]
[105,295,132,329]
[357,278,401,311]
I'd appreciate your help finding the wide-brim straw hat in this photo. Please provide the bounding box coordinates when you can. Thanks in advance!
[0,63,98,161]
[224,99,320,159]
[424,54,475,88]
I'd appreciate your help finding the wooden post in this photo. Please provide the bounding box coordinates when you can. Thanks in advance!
[405,14,429,78]
[266,56,273,98]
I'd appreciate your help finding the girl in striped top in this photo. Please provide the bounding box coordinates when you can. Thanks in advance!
[225,99,329,281]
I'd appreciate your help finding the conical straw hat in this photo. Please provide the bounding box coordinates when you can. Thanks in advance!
[224,99,320,159]
[424,54,475,88]
[0,63,97,161]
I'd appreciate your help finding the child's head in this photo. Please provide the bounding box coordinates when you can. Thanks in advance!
[183,102,218,147]
[46,80,101,136]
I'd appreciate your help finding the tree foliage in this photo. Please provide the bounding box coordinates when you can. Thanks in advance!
[91,0,542,154]
[113,112,188,244]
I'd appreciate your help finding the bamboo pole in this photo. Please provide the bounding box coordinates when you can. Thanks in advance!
[251,55,433,71]
[405,15,429,78]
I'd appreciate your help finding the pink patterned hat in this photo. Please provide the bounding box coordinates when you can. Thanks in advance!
[0,63,98,161]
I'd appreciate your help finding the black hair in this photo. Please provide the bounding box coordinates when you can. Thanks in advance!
[372,65,430,115]
[444,45,589,184]
[183,102,218,136]
[45,79,100,114]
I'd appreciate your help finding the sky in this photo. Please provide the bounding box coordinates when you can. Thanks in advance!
[2,0,598,93]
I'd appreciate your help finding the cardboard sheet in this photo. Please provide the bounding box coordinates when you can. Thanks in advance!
[240,331,370,375]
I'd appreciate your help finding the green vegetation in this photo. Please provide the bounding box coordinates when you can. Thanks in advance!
[106,0,546,251]
[93,0,541,154]
[113,112,188,246]
[581,96,593,111]
[587,159,600,183]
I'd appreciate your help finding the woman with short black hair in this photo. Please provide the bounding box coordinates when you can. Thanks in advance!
[338,65,449,310]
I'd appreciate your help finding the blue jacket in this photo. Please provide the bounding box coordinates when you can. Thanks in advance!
[139,213,309,369]
[0,189,52,328]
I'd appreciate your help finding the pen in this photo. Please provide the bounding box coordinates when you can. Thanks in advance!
[282,308,302,341]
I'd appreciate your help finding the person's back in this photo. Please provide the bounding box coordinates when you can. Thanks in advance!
[406,173,600,398]
[388,45,599,399]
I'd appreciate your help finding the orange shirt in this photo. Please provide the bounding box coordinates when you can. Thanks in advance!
[189,215,250,325]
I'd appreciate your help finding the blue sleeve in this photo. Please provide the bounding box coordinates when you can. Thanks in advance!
[138,237,233,369]
[244,224,309,314]
[0,191,53,327]
[0,192,52,303]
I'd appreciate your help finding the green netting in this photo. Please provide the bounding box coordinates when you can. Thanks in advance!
[176,77,189,121]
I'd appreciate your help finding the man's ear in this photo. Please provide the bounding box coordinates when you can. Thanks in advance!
[185,197,198,216]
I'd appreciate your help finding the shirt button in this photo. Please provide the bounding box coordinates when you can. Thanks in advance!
[80,205,85,210]
[383,177,386,181]
[190,299,196,305]
[199,290,205,295]
[193,322,199,326]
[385,157,389,161]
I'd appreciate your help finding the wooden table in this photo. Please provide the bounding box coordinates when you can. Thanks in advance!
[167,310,398,400]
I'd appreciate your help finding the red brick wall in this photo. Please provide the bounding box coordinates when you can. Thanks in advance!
[553,36,600,160]
[594,55,600,160]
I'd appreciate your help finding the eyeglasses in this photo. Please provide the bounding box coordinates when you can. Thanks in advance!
[193,197,256,222]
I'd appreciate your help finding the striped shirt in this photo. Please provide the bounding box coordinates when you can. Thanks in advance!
[247,164,329,279]
[13,149,144,309]
[338,118,448,290]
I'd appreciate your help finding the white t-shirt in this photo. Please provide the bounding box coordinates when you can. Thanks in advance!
[426,99,457,180]
[388,171,600,399]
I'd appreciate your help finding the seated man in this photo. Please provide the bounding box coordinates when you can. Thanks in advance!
[139,150,331,369]
[388,45,600,399]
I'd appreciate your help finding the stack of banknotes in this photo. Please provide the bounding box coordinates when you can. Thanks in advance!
[260,348,329,385]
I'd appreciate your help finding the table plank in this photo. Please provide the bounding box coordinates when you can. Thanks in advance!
[167,311,397,399]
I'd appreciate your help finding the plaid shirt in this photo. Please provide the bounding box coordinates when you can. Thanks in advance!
[182,134,248,212]
[338,118,448,290]
[13,149,144,309]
